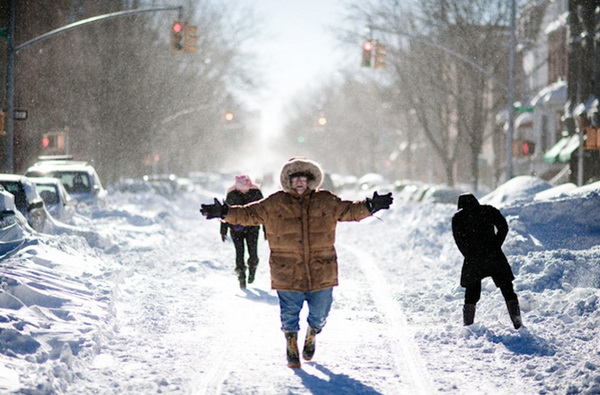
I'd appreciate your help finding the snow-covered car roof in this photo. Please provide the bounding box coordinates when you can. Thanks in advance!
[27,161,97,173]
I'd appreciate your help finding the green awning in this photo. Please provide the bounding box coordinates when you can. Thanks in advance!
[544,136,571,163]
[558,134,580,163]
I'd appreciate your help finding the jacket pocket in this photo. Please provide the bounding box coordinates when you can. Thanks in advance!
[270,254,300,288]
[310,255,338,288]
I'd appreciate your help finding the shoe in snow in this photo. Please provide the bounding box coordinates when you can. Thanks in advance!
[238,275,246,289]
[285,331,301,368]
[506,299,522,329]
[248,266,257,284]
[302,326,317,361]
[463,304,476,326]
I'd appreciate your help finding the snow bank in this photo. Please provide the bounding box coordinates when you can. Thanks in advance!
[0,182,191,393]
[356,176,600,395]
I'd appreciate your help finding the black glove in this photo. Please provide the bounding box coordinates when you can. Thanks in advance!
[200,198,229,219]
[366,191,393,214]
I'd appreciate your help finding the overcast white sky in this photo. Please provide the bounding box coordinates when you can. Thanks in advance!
[243,0,353,138]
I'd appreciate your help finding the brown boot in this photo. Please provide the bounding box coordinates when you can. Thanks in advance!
[302,327,317,361]
[284,331,301,368]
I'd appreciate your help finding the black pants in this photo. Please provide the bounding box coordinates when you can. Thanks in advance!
[231,227,259,275]
[465,281,517,305]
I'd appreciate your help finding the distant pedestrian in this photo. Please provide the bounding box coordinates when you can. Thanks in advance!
[221,174,264,289]
[451,193,523,329]
[200,157,393,368]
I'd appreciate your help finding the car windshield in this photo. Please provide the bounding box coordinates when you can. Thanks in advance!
[36,184,59,205]
[0,181,27,209]
[50,172,91,193]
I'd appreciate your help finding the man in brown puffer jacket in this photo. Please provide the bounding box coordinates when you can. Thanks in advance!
[200,157,393,368]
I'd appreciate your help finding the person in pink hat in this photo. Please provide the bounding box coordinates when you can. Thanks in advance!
[221,174,264,288]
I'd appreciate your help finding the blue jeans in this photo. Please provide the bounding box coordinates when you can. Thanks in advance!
[277,288,333,333]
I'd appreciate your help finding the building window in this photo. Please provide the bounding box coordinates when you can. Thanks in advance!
[548,26,568,83]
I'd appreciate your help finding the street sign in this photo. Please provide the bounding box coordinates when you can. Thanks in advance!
[514,104,533,113]
[14,109,27,120]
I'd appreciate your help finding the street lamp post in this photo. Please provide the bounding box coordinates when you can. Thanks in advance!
[506,0,517,182]
[4,0,16,172]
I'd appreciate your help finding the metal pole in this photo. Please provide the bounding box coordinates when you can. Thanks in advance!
[505,0,517,182]
[578,123,584,185]
[14,6,182,52]
[369,25,509,92]
[5,0,16,173]
[4,6,182,173]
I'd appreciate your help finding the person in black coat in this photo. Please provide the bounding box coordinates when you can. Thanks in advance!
[451,193,522,329]
[221,174,264,288]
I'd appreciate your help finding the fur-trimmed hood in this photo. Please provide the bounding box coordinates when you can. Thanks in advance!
[279,157,324,193]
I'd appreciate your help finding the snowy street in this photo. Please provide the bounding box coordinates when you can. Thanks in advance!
[1,175,600,394]
[66,184,435,394]
[5,2,600,394]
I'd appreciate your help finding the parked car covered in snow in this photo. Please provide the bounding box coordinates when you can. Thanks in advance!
[0,174,47,231]
[421,186,467,205]
[142,174,185,196]
[0,185,17,220]
[358,173,386,191]
[29,177,75,223]
[25,157,107,207]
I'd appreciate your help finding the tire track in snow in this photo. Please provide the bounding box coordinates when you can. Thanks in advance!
[341,243,434,394]
[190,273,238,395]
[190,243,280,394]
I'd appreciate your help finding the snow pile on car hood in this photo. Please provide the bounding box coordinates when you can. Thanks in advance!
[479,175,553,207]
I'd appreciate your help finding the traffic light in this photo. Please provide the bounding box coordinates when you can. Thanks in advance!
[361,41,374,67]
[171,21,184,53]
[512,139,535,157]
[522,140,535,155]
[42,135,51,149]
[184,23,198,52]
[374,41,386,68]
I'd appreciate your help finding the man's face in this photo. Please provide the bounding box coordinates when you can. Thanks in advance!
[291,176,308,195]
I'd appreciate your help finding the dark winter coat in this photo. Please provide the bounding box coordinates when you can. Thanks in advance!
[451,194,515,287]
[220,189,263,235]
[223,158,372,292]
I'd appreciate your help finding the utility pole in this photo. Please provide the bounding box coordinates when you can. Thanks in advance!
[5,0,16,173]
[505,0,517,182]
